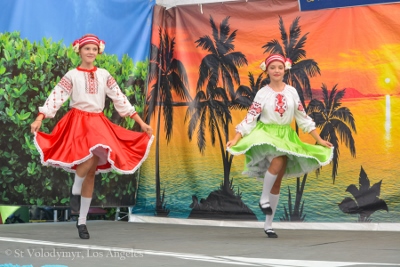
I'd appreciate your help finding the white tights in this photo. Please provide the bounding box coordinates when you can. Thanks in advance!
[264,193,280,230]
[260,171,278,206]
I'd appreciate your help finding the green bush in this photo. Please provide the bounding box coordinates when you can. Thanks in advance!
[0,31,148,207]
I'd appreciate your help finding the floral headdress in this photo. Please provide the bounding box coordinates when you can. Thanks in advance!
[72,34,105,54]
[260,54,292,71]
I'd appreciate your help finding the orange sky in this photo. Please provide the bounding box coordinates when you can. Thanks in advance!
[150,0,400,100]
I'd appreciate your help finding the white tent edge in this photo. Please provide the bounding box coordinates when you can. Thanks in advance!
[156,0,247,8]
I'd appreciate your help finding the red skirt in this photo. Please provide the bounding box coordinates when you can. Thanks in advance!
[34,108,154,174]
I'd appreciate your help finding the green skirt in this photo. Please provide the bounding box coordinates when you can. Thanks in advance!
[227,122,333,179]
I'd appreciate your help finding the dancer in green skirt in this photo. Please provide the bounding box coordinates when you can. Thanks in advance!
[226,54,333,238]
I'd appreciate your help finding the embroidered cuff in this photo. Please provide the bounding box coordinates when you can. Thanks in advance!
[235,126,247,137]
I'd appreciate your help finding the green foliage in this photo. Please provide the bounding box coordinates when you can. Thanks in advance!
[0,31,147,206]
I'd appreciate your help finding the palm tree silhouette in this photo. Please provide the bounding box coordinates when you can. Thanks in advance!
[308,84,357,182]
[196,16,248,101]
[146,28,191,215]
[280,186,306,221]
[231,72,265,109]
[338,166,388,222]
[262,16,322,221]
[187,16,247,192]
[281,84,357,221]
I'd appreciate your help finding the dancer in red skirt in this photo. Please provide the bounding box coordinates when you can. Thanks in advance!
[30,34,154,239]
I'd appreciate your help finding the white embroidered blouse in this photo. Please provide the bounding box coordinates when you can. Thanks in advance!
[38,67,136,118]
[235,84,316,137]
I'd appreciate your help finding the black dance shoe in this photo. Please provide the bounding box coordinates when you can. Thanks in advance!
[259,202,273,215]
[264,229,278,238]
[76,221,90,239]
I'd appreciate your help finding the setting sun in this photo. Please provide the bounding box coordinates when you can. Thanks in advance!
[378,73,398,93]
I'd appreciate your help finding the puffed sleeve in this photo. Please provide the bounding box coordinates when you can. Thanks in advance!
[290,87,316,133]
[38,74,72,118]
[235,91,264,137]
[105,74,137,117]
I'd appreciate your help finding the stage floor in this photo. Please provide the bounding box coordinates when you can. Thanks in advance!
[0,220,400,267]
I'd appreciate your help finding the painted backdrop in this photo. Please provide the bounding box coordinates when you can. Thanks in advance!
[0,0,154,207]
[135,0,400,223]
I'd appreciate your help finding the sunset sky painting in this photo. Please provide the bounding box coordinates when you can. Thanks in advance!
[150,1,400,98]
[136,0,400,223]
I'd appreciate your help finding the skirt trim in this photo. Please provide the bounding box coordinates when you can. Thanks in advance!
[228,142,334,179]
[227,141,334,166]
[33,108,154,175]
[34,133,154,174]
[226,123,334,179]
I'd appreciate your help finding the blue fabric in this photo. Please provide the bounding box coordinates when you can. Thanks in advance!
[0,0,155,62]
[299,0,400,11]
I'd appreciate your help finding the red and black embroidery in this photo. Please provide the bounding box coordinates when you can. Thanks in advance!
[274,94,287,117]
[107,76,125,101]
[46,88,63,109]
[57,76,73,93]
[245,101,262,123]
[52,91,57,109]
[297,101,307,116]
[85,72,98,94]
[107,76,118,90]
